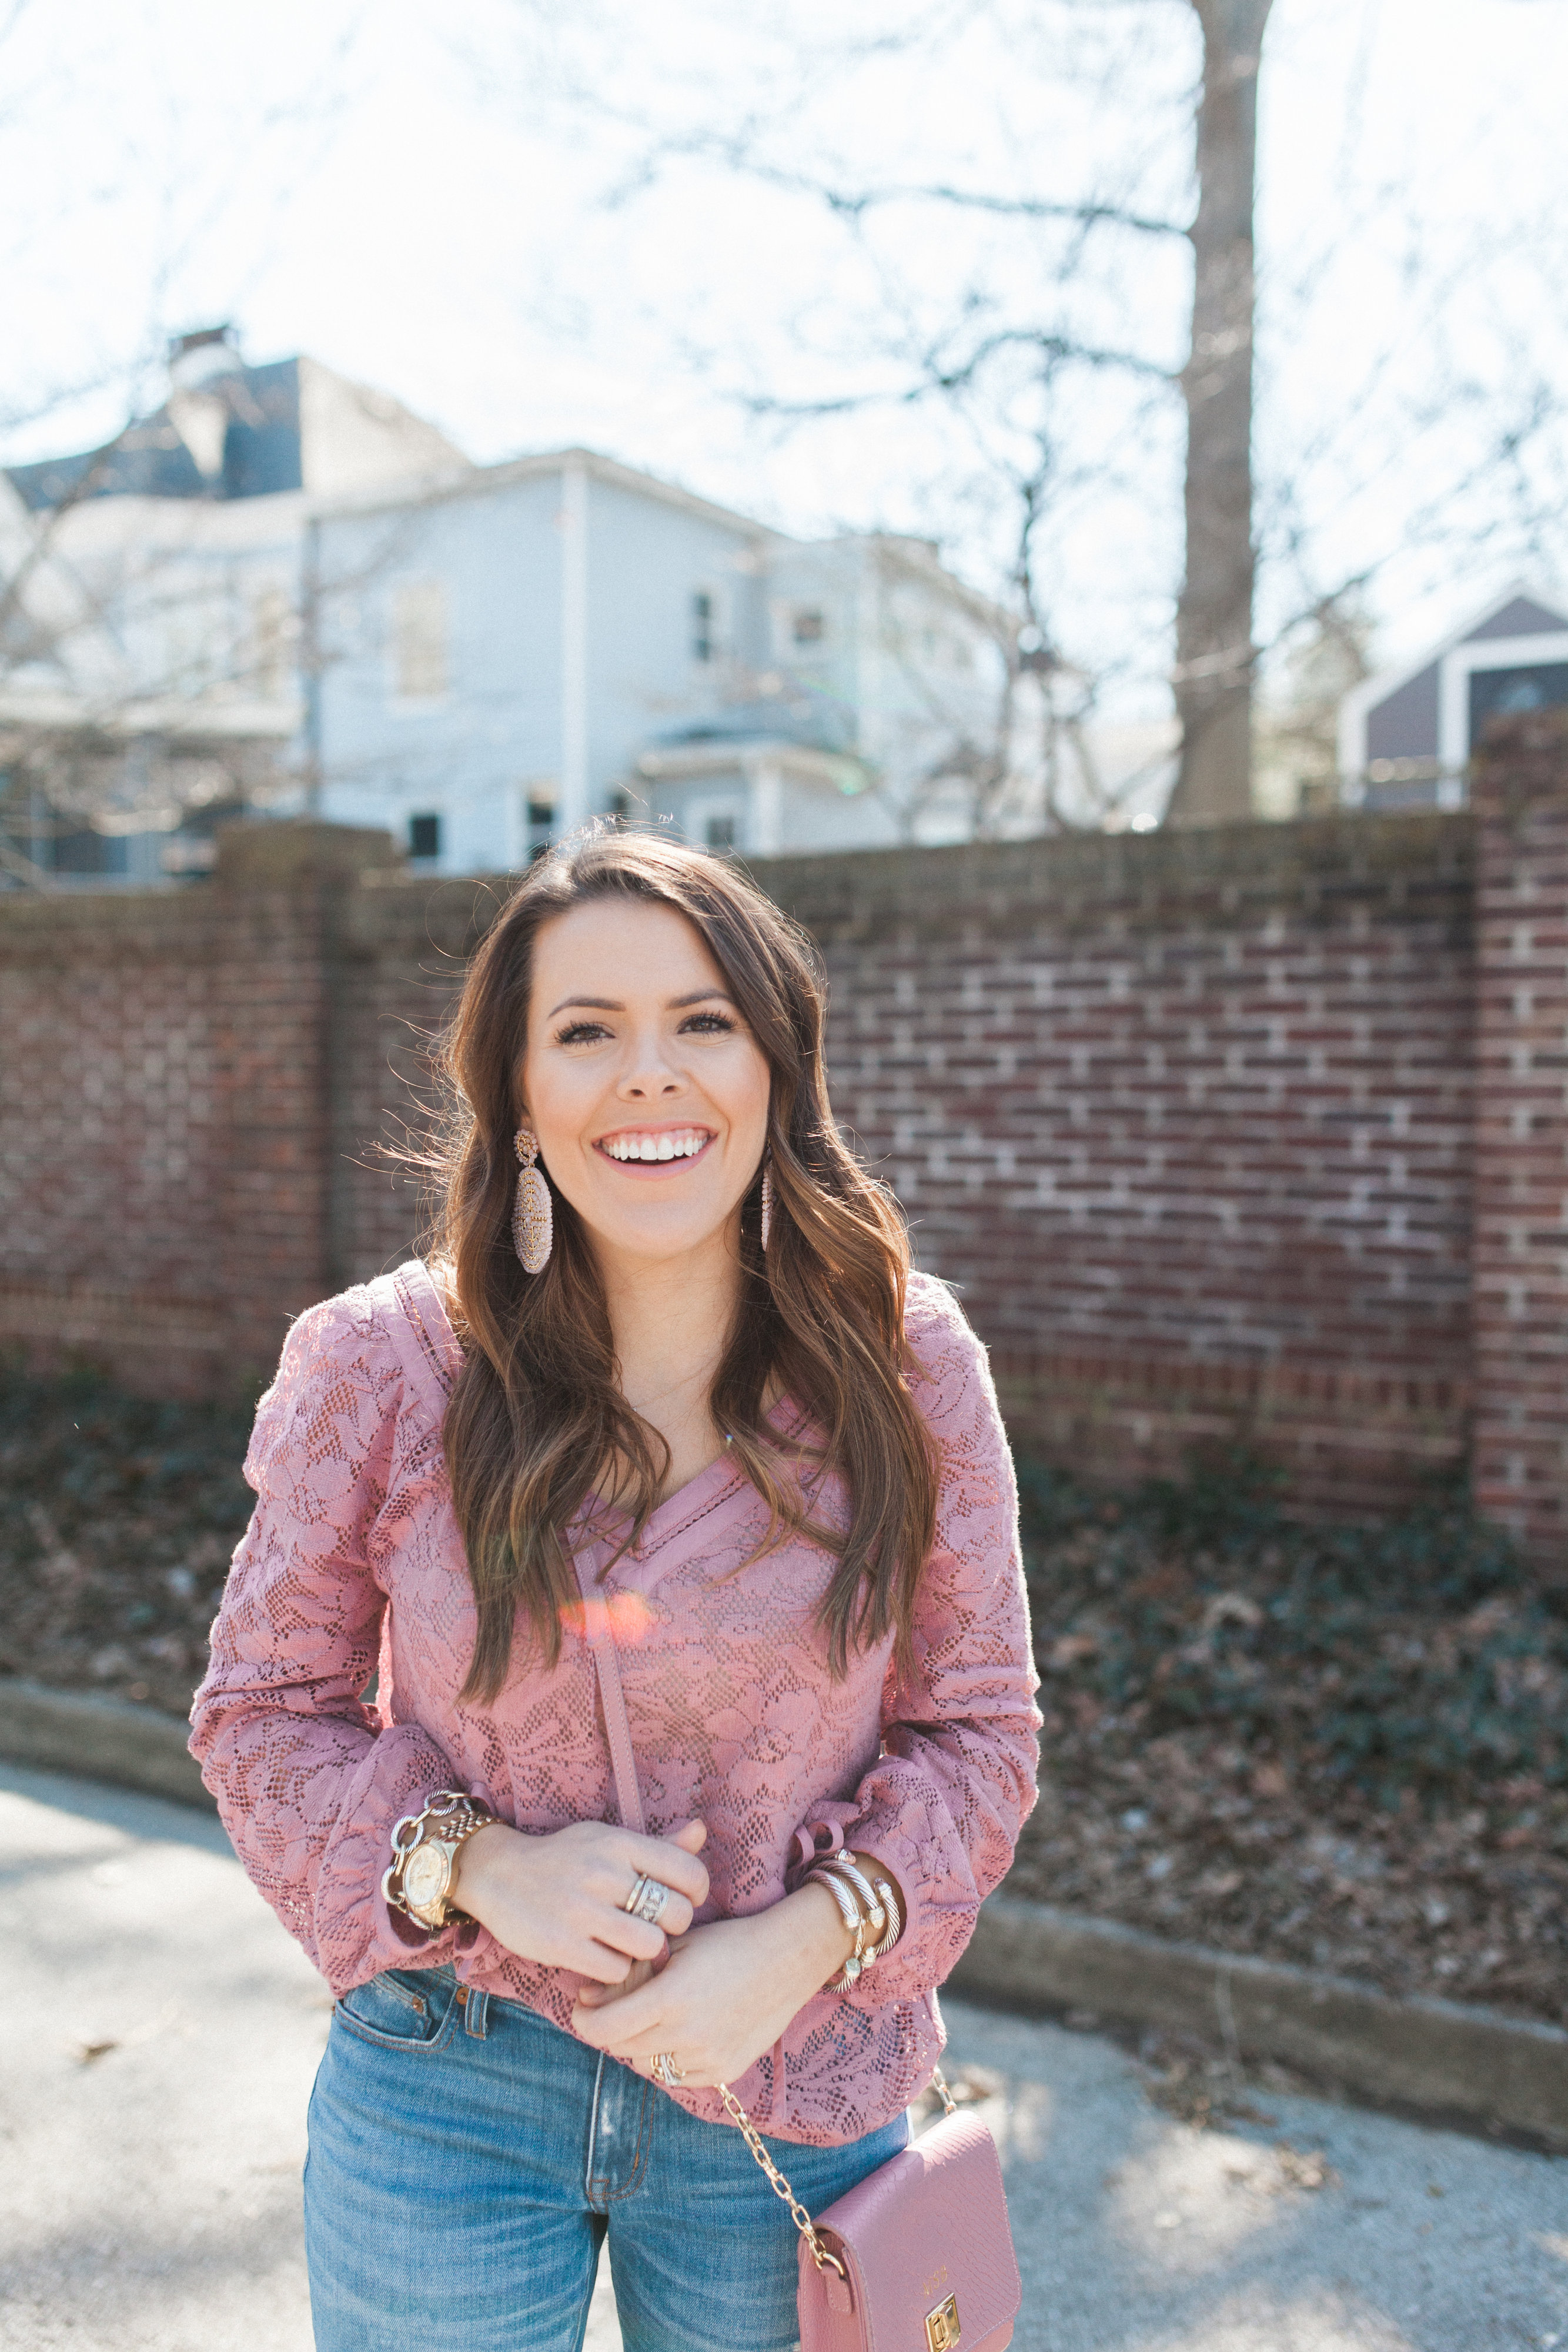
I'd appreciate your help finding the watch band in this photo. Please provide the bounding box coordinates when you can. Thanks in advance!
[383,1790,497,1929]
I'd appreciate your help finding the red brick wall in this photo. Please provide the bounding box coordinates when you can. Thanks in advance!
[0,885,230,1382]
[0,822,400,1387]
[1469,711,1568,1559]
[2,739,1562,1552]
[765,816,1475,1515]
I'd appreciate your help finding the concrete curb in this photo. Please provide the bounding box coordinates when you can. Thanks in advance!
[5,1681,1563,2149]
[0,1679,215,1812]
[951,1894,1568,2151]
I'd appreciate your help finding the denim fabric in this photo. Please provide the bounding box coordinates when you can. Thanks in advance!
[305,1966,909,2352]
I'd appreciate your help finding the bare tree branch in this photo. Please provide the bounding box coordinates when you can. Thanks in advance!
[630,138,1188,239]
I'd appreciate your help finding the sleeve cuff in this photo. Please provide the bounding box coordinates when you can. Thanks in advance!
[786,1805,865,1881]
[786,1802,930,1994]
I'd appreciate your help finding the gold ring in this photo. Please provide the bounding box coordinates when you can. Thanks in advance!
[653,2051,685,2086]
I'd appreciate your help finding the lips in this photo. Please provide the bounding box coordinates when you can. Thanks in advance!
[594,1127,715,1166]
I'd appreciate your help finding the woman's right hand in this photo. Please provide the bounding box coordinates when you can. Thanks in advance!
[449,1816,709,1982]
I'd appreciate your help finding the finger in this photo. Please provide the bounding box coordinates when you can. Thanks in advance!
[577,1955,663,2009]
[618,1828,709,1907]
[571,1981,670,2050]
[580,2012,690,2064]
[573,1945,634,1987]
[671,1819,707,1853]
[590,1912,671,1965]
[637,1889,693,1938]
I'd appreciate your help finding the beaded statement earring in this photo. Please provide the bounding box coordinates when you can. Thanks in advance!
[760,1164,774,1254]
[511,1128,553,1272]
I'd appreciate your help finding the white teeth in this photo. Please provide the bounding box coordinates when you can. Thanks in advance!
[603,1131,708,1162]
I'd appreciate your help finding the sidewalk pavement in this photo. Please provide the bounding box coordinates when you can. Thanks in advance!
[1,1760,1562,2352]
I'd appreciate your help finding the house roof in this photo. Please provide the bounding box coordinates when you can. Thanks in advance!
[314,442,792,544]
[6,359,309,510]
[1345,580,1568,728]
[6,354,468,513]
[1337,579,1568,785]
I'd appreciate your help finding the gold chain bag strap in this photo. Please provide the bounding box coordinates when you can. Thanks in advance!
[570,1552,1023,2352]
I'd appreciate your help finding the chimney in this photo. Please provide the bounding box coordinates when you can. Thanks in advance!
[168,325,242,395]
[167,327,243,483]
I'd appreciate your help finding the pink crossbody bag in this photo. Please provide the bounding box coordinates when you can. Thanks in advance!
[574,1557,1022,2352]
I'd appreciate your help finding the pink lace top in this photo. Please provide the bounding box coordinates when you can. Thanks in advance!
[189,1261,1039,2146]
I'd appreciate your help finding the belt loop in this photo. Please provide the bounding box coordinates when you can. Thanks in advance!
[463,1986,490,2039]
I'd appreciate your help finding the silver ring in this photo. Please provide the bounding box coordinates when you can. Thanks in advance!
[624,1875,672,1927]
[653,2052,685,2086]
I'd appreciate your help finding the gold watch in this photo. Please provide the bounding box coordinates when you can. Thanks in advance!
[383,1791,497,1930]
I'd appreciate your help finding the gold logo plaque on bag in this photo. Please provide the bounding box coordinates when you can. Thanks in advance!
[924,2293,961,2350]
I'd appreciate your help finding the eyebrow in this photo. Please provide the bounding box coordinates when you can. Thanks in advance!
[546,988,735,1018]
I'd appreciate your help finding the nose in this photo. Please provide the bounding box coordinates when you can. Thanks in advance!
[617,1028,686,1101]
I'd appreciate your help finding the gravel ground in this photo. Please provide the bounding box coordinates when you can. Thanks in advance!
[4,1760,1565,2352]
[3,1368,1564,2025]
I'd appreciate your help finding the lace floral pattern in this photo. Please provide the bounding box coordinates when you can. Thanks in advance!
[190,1264,1040,2146]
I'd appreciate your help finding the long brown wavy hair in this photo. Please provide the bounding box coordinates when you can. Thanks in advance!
[429,828,939,1705]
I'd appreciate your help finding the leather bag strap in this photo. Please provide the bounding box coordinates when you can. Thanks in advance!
[567,1540,948,2287]
[570,1548,646,1836]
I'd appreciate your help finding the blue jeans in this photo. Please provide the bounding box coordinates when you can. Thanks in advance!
[305,1965,908,2351]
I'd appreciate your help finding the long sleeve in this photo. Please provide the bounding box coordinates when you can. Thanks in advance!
[189,1291,463,1994]
[790,1282,1041,2000]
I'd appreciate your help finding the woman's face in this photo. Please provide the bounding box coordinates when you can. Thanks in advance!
[520,897,772,1272]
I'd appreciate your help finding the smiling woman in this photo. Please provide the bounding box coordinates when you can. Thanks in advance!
[437,838,948,1711]
[189,827,1040,2352]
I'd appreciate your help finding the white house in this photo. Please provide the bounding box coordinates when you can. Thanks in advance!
[309,453,1012,872]
[4,333,1015,881]
[1,328,468,881]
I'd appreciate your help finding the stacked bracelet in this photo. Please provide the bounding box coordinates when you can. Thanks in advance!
[807,1848,904,1992]
[383,1789,497,1930]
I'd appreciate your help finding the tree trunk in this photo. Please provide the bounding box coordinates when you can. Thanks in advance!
[1165,0,1272,827]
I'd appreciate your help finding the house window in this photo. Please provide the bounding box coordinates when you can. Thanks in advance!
[792,606,825,646]
[687,790,744,851]
[409,813,441,861]
[691,591,715,663]
[392,579,448,701]
[1468,662,1568,746]
[525,793,555,863]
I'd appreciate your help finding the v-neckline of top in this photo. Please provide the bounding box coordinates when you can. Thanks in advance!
[583,1392,813,1585]
[591,1447,748,1567]
[402,1258,805,1586]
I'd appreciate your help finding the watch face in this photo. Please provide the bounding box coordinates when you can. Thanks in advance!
[403,1845,450,1910]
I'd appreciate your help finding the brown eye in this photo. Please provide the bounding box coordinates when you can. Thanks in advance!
[557,1021,610,1045]
[680,1011,736,1035]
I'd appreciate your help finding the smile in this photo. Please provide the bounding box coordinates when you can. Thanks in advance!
[594,1127,715,1166]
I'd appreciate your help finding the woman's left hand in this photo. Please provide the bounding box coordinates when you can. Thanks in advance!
[570,1881,851,2088]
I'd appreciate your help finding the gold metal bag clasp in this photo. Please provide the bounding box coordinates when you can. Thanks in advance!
[925,2292,961,2351]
